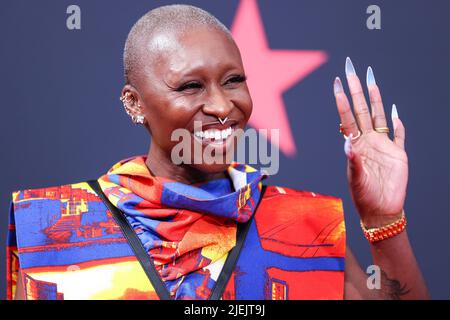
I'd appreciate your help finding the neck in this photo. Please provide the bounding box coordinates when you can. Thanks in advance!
[145,144,227,185]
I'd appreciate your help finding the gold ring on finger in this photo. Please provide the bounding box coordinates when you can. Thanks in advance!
[374,127,390,133]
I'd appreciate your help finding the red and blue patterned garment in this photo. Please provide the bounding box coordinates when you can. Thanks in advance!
[7,156,346,300]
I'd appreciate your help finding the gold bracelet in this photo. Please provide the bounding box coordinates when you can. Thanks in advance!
[360,210,407,243]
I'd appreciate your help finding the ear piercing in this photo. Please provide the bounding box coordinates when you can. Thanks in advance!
[119,92,145,125]
[131,113,145,125]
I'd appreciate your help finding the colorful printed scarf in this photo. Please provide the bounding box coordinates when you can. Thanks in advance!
[98,156,266,299]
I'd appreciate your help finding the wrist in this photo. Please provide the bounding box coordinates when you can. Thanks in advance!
[369,228,409,249]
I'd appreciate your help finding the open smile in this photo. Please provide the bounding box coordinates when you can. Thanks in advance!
[191,122,239,152]
[193,126,234,143]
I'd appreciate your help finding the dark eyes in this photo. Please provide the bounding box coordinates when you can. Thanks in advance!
[175,75,247,92]
[176,82,202,92]
[225,75,247,85]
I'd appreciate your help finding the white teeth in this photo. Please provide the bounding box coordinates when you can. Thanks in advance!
[194,131,203,138]
[194,127,233,141]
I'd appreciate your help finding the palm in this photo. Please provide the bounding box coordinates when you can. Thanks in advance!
[349,131,408,219]
[334,59,408,224]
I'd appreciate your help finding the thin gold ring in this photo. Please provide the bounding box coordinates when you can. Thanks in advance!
[375,127,390,133]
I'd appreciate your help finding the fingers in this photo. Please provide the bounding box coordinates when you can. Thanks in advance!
[334,77,360,138]
[392,104,406,150]
[345,57,374,133]
[366,67,388,136]
[335,58,405,148]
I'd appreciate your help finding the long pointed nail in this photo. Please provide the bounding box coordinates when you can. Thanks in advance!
[391,104,399,120]
[344,133,353,159]
[334,77,343,95]
[345,57,356,76]
[391,104,399,131]
[366,66,376,87]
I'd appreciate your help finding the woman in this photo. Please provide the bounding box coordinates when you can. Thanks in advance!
[7,4,429,300]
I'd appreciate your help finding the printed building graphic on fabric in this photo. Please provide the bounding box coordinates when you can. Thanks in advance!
[23,273,65,300]
[7,182,345,300]
[15,185,122,243]
[8,182,158,300]
[11,184,125,299]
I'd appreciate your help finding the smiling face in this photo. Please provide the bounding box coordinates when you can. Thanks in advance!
[125,26,252,175]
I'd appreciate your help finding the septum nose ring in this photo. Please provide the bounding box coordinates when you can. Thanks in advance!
[218,117,228,125]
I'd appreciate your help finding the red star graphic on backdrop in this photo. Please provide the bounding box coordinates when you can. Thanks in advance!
[231,0,328,156]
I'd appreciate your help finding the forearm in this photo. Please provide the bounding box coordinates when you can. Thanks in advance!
[369,230,430,299]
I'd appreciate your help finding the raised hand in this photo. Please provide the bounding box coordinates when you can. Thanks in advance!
[333,58,408,228]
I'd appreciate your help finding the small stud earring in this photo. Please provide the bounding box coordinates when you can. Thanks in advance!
[135,115,145,125]
[131,114,145,125]
[131,104,145,125]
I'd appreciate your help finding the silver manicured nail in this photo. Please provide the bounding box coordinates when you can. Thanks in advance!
[345,57,356,76]
[391,104,399,120]
[391,104,399,131]
[366,66,376,87]
[334,77,343,94]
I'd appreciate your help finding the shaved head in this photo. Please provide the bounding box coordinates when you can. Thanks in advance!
[123,4,233,85]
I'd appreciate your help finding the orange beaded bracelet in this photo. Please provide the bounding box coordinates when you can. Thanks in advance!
[360,210,407,243]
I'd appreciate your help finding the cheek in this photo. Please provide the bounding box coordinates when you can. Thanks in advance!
[234,87,253,121]
[144,99,197,148]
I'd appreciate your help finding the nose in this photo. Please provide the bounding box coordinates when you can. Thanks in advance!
[202,86,234,119]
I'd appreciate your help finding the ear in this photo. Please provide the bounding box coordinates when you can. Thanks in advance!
[120,84,146,122]
[120,84,141,110]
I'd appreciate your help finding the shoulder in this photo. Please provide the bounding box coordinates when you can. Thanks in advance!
[261,184,343,209]
[12,180,98,205]
[10,180,113,246]
[256,185,346,257]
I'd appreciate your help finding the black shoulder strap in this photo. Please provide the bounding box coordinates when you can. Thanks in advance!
[87,179,171,300]
[209,185,266,300]
[87,179,266,300]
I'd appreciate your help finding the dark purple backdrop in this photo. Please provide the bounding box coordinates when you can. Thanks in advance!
[1,0,449,299]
